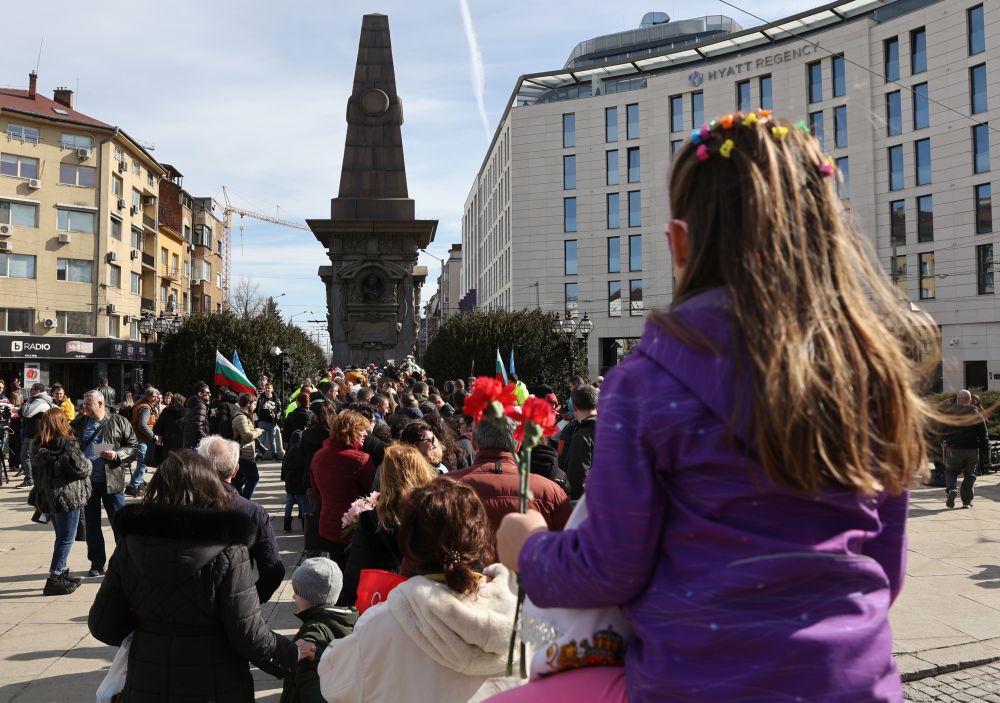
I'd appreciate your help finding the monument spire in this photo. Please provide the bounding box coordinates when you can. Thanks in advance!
[332,13,413,220]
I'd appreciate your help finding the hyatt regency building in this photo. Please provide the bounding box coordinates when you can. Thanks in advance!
[461,0,996,390]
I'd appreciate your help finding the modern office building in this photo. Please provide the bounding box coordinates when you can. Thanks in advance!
[461,0,997,390]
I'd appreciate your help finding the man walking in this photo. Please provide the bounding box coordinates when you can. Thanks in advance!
[127,387,160,496]
[566,384,599,500]
[96,376,117,412]
[944,389,989,509]
[72,390,138,576]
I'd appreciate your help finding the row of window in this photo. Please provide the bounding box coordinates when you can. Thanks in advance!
[808,105,848,150]
[891,244,995,299]
[562,148,641,190]
[563,193,642,232]
[564,235,643,276]
[5,125,93,150]
[890,183,992,246]
[561,105,641,148]
[807,54,847,104]
[563,280,644,318]
[885,129,990,192]
[0,308,97,335]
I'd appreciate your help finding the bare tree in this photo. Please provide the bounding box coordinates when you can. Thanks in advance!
[231,277,265,320]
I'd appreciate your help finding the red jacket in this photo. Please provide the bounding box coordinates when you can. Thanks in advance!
[449,449,572,547]
[310,437,375,544]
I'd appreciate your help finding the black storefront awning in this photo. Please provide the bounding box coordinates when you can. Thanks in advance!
[0,335,155,362]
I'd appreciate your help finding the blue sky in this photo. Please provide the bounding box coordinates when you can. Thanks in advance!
[1,0,820,342]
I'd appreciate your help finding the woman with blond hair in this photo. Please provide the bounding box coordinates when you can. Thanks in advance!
[339,444,437,606]
[310,410,375,567]
[29,407,92,595]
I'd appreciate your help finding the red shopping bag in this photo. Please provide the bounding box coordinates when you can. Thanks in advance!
[355,569,407,613]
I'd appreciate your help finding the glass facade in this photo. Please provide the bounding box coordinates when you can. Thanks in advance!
[670,95,683,133]
[608,281,622,317]
[563,114,575,148]
[565,282,579,316]
[913,82,929,129]
[627,147,640,183]
[563,155,576,190]
[629,234,642,271]
[915,138,931,185]
[919,252,935,299]
[889,145,904,190]
[971,64,988,114]
[978,243,994,294]
[564,240,578,275]
[691,91,704,128]
[886,91,902,136]
[606,107,618,142]
[759,75,772,110]
[834,105,848,148]
[892,254,908,298]
[628,191,641,227]
[626,104,639,139]
[809,111,825,149]
[973,124,990,173]
[976,183,993,233]
[969,4,985,55]
[911,28,927,74]
[808,61,822,103]
[606,150,620,185]
[917,194,933,242]
[629,279,643,315]
[836,157,850,199]
[832,54,846,97]
[608,237,621,273]
[607,193,621,229]
[564,197,577,232]
[884,37,900,82]
[737,80,751,112]
[890,200,906,245]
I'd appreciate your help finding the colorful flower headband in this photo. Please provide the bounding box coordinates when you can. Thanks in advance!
[689,109,837,178]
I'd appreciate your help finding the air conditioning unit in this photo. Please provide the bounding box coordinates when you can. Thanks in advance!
[58,233,72,244]
[122,315,131,324]
[106,303,118,314]
[27,178,42,190]
[106,251,118,262]
[0,224,10,236]
[76,147,92,160]
[130,206,139,215]
[0,241,10,252]
[142,196,156,206]
[43,317,57,328]
[117,198,126,210]
[130,248,140,260]
[118,161,127,173]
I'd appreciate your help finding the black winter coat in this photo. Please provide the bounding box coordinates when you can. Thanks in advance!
[298,421,328,482]
[279,604,357,703]
[224,483,285,604]
[283,408,313,446]
[566,415,596,500]
[28,437,92,513]
[340,509,401,608]
[182,395,209,448]
[529,442,570,495]
[282,431,311,495]
[88,505,297,703]
[153,404,185,451]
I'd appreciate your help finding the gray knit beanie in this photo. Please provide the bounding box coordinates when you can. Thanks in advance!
[292,557,343,606]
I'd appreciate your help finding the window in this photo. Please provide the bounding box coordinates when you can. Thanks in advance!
[0,200,37,227]
[60,133,93,150]
[973,124,990,173]
[131,227,143,250]
[56,311,93,335]
[563,114,575,148]
[1,308,33,333]
[913,82,929,129]
[971,64,988,114]
[56,208,95,234]
[563,155,576,190]
[130,271,142,295]
[132,189,141,212]
[736,80,751,112]
[807,61,822,103]
[607,193,620,229]
[917,194,933,242]
[564,240,577,275]
[193,224,213,248]
[0,153,39,179]
[834,106,848,148]
[884,37,900,82]
[759,75,772,110]
[565,282,578,317]
[606,107,618,142]
[911,28,927,74]
[629,279,643,315]
[114,145,123,162]
[627,147,640,183]
[132,161,140,176]
[563,198,576,232]
[914,138,931,185]
[606,150,620,185]
[171,253,179,272]
[112,175,123,197]
[147,172,154,187]
[608,281,622,317]
[0,253,36,279]
[691,91,704,128]
[608,237,621,273]
[836,157,850,198]
[160,247,168,266]
[108,264,121,289]
[886,91,902,136]
[110,217,122,241]
[976,183,993,233]
[888,145,904,190]
[670,95,683,133]
[183,224,191,240]
[626,104,639,139]
[108,315,120,338]
[809,111,825,149]
[969,4,985,55]
[6,124,38,143]
[891,254,908,298]
[56,258,93,283]
[978,243,994,294]
[160,282,169,303]
[890,200,906,245]
[671,139,684,154]
[628,191,641,227]
[130,319,140,340]
[919,252,935,299]
[630,234,642,271]
[58,164,96,187]
[832,54,846,97]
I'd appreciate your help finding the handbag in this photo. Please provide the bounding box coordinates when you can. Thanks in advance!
[96,632,132,703]
[355,569,407,614]
[143,443,167,468]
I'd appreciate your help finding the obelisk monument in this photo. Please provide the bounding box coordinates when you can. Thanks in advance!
[309,14,437,365]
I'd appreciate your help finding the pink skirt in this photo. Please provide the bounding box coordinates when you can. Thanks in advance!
[486,667,628,703]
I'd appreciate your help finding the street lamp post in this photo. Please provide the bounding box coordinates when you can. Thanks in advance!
[551,311,594,381]
[270,345,284,403]
[420,248,446,336]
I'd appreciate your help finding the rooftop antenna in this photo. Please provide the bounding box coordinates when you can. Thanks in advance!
[35,38,43,74]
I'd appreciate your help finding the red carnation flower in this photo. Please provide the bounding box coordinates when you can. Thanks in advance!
[509,396,559,443]
[464,377,517,424]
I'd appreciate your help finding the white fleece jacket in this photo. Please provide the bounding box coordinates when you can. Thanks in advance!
[318,563,526,703]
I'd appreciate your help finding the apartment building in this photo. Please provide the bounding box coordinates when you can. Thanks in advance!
[461,0,997,390]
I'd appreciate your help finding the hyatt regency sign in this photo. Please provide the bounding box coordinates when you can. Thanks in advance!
[688,44,818,87]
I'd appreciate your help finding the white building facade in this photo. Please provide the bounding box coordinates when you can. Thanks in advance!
[462,0,997,389]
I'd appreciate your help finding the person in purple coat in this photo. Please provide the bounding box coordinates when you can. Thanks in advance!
[493,113,946,703]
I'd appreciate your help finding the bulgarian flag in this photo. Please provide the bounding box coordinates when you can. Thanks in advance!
[495,348,508,384]
[214,350,254,394]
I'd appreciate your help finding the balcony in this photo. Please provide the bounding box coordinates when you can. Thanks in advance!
[141,253,155,269]
[140,297,155,312]
[143,214,157,231]
[162,267,180,282]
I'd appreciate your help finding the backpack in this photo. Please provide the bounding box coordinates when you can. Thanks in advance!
[209,400,238,439]
[281,429,306,485]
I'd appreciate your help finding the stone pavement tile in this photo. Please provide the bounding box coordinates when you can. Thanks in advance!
[0,623,85,654]
[0,677,33,703]
[0,605,42,627]
[905,552,973,577]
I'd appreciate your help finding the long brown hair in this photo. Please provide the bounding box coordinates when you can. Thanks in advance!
[331,410,368,446]
[38,407,74,446]
[398,477,494,595]
[143,449,229,509]
[659,113,941,497]
[376,444,437,530]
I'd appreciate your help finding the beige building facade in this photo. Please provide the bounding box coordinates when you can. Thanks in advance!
[462,0,997,390]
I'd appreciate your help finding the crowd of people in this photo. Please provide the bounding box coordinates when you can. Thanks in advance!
[5,112,999,702]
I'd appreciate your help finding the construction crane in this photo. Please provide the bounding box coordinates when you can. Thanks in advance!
[219,185,310,302]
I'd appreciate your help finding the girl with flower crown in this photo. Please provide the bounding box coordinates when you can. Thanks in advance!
[492,112,945,702]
